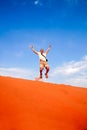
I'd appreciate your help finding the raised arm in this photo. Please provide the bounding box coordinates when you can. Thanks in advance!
[46,45,51,55]
[29,45,38,55]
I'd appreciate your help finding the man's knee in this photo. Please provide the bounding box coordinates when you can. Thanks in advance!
[45,66,50,71]
[40,67,44,72]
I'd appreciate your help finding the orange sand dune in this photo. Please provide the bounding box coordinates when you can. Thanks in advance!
[0,76,87,130]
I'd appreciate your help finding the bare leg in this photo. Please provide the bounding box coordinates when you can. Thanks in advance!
[40,68,44,78]
[45,67,50,78]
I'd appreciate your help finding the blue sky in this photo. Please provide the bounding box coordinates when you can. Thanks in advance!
[0,0,87,87]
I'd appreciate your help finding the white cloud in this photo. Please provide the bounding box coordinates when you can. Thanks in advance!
[0,68,35,80]
[65,72,87,87]
[51,55,87,76]
[50,55,87,87]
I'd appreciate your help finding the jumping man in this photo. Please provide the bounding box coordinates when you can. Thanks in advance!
[29,45,51,79]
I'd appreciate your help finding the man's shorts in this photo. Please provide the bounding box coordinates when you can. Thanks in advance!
[40,60,49,69]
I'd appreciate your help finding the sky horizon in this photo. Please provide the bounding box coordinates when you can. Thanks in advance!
[0,0,87,87]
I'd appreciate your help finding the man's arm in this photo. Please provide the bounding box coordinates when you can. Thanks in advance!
[29,45,38,55]
[46,45,51,55]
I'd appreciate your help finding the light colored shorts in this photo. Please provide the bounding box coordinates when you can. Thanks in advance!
[40,60,49,69]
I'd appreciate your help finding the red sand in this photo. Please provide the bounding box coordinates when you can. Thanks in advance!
[0,76,87,130]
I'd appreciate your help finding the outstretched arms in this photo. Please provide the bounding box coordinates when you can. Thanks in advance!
[29,44,51,55]
[29,45,38,55]
[46,45,51,55]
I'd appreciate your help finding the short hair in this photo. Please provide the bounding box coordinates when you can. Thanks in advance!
[40,49,44,52]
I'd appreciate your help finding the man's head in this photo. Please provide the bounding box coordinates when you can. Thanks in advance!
[40,49,44,54]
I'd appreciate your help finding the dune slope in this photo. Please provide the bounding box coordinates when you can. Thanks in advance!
[0,76,87,130]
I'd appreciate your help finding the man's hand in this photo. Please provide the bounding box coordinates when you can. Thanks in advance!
[48,45,51,48]
[46,45,51,54]
[29,45,33,49]
[29,45,38,55]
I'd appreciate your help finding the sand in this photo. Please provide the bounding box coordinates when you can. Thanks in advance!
[0,76,87,130]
